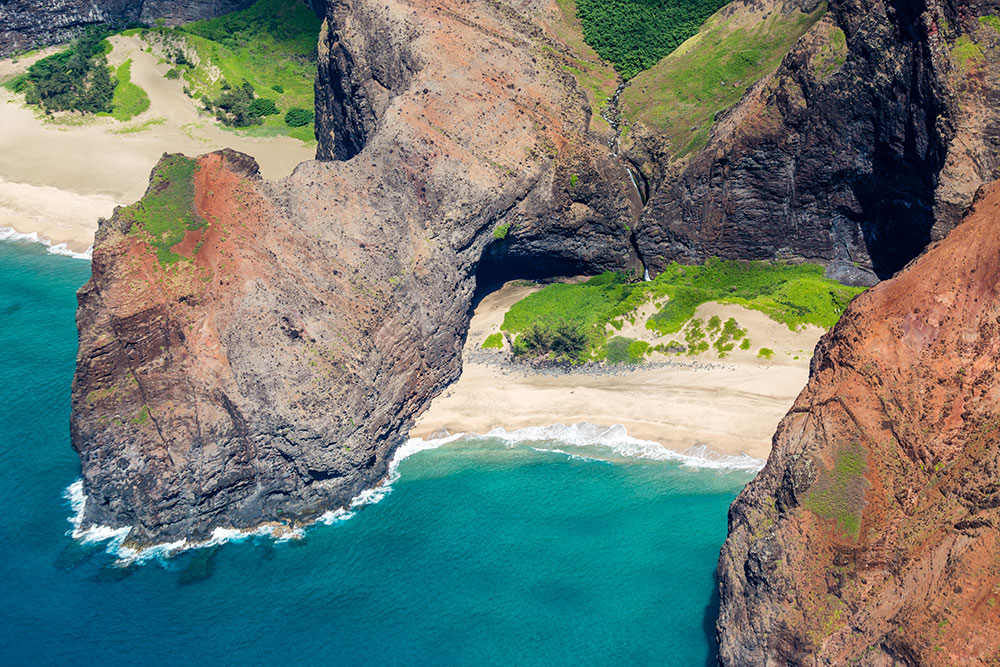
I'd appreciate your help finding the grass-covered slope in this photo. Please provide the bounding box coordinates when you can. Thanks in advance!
[548,0,620,134]
[154,0,319,141]
[643,258,863,333]
[575,0,729,79]
[117,155,206,266]
[497,258,864,362]
[621,0,827,157]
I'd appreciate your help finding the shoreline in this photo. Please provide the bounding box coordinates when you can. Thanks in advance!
[413,281,823,461]
[0,225,93,259]
[0,34,316,256]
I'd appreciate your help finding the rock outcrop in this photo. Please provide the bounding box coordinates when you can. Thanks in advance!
[0,0,332,56]
[631,0,1000,283]
[68,0,1000,553]
[70,0,639,542]
[0,1,258,55]
[717,181,1000,665]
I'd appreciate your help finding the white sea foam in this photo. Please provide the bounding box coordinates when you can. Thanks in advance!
[530,447,609,463]
[478,423,765,471]
[61,423,760,564]
[0,226,92,260]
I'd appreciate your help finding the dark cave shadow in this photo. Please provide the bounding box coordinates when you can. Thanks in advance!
[701,577,721,667]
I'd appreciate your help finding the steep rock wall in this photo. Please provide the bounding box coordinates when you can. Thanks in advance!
[717,181,1000,665]
[70,0,640,542]
[631,0,1000,283]
[0,1,258,55]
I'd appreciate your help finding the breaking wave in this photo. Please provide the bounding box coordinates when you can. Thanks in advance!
[63,423,761,564]
[0,226,92,260]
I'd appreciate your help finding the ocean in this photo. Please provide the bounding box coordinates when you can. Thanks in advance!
[0,238,755,666]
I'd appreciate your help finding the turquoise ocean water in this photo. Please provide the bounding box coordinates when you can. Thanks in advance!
[0,239,755,666]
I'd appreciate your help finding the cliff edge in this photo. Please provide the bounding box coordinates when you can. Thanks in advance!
[718,181,1000,665]
[70,0,639,542]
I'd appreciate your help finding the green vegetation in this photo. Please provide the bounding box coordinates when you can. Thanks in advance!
[570,174,579,188]
[481,333,504,350]
[133,405,151,425]
[980,15,1000,33]
[515,321,589,361]
[804,445,868,539]
[712,317,746,357]
[683,319,709,355]
[493,222,511,240]
[498,258,863,364]
[812,26,847,78]
[7,30,116,114]
[109,59,150,121]
[118,155,206,266]
[130,0,320,140]
[621,1,826,157]
[550,0,619,132]
[503,272,643,361]
[644,258,865,334]
[284,106,314,127]
[575,0,728,79]
[606,336,649,364]
[951,34,985,71]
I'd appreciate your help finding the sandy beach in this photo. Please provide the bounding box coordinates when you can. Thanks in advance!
[413,282,825,460]
[0,35,315,254]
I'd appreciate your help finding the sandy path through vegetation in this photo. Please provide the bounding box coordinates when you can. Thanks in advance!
[0,35,314,254]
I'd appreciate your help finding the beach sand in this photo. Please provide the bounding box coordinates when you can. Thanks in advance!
[0,35,315,253]
[412,282,825,460]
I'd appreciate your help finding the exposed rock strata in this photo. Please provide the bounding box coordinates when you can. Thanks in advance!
[71,0,639,541]
[631,0,1000,283]
[718,181,1000,665]
[0,1,258,55]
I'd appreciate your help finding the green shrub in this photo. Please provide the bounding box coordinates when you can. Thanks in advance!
[284,106,314,127]
[575,0,729,78]
[165,67,181,79]
[14,30,116,113]
[606,336,651,363]
[271,83,284,93]
[249,97,279,116]
[757,347,774,360]
[713,317,746,357]
[739,338,751,350]
[209,81,262,126]
[503,272,644,360]
[514,322,588,361]
[493,222,511,240]
[481,333,503,350]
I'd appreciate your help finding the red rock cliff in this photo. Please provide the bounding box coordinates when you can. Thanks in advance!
[718,181,1000,665]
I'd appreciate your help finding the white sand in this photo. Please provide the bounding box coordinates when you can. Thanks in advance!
[413,282,825,460]
[0,35,315,253]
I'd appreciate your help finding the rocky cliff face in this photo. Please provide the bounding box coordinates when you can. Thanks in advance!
[631,0,1000,283]
[70,0,639,542]
[717,181,1000,665]
[0,1,259,55]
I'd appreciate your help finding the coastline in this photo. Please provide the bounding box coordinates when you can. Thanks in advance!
[0,35,315,256]
[413,281,824,461]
